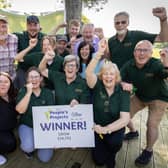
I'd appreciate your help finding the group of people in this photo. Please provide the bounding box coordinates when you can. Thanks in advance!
[0,5,168,168]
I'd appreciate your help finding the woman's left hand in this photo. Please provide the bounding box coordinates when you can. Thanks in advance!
[93,124,107,134]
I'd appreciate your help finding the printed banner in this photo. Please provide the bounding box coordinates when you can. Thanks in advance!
[32,104,95,148]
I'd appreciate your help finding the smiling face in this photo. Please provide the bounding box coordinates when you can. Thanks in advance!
[0,20,8,40]
[27,70,42,89]
[42,38,51,53]
[64,60,78,81]
[134,40,153,68]
[0,75,10,96]
[80,44,90,61]
[42,37,55,54]
[114,13,129,35]
[82,24,94,43]
[27,22,40,38]
[56,40,67,54]
[99,62,121,89]
[102,68,116,89]
[69,25,80,37]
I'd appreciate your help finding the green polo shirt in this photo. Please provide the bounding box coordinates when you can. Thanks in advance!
[23,52,63,89]
[92,80,130,126]
[22,52,64,72]
[48,70,90,105]
[14,31,45,69]
[108,30,157,69]
[55,49,70,58]
[121,58,168,102]
[16,87,54,127]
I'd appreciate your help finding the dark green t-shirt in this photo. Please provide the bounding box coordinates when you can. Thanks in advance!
[121,58,168,102]
[22,52,64,71]
[92,80,130,126]
[48,70,90,105]
[108,30,157,69]
[16,87,54,127]
[14,31,45,69]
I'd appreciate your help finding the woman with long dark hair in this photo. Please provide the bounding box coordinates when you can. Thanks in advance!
[0,72,17,165]
[77,41,94,79]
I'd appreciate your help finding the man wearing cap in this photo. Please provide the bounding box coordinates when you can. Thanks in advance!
[14,15,45,89]
[0,15,18,80]
[55,34,70,57]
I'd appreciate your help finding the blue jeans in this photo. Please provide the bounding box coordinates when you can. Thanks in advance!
[18,124,54,162]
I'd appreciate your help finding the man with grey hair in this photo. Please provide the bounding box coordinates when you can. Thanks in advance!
[73,23,98,56]
[108,7,168,69]
[121,40,168,166]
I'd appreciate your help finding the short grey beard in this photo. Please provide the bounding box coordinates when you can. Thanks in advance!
[117,29,127,35]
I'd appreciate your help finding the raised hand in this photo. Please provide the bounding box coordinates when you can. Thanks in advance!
[153,7,167,21]
[26,83,33,95]
[58,22,67,28]
[98,38,107,54]
[44,45,55,61]
[29,38,38,49]
[160,48,168,67]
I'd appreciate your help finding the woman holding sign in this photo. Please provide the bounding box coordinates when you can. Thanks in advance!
[16,67,54,162]
[86,39,130,168]
[0,72,17,165]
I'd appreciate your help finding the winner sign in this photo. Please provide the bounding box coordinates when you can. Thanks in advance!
[32,104,95,148]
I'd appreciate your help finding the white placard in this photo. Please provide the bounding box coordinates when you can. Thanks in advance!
[32,104,95,148]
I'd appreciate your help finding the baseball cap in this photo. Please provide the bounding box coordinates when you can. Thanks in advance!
[27,15,39,24]
[56,34,68,42]
[0,15,8,23]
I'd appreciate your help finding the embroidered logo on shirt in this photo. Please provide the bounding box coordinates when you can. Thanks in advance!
[124,42,132,47]
[145,73,154,77]
[75,88,82,93]
[100,91,106,99]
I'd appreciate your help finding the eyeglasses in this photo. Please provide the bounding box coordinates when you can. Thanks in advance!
[135,48,151,53]
[115,21,127,25]
[65,64,76,68]
[28,75,40,80]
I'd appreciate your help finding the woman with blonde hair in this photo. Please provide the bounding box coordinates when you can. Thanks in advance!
[86,39,130,168]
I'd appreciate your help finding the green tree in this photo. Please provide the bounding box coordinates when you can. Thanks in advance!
[0,0,11,8]
[64,0,108,27]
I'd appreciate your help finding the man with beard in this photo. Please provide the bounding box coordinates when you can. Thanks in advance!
[108,7,168,69]
[14,15,45,89]
[0,15,18,80]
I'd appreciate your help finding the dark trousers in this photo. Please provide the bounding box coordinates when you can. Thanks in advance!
[92,127,125,168]
[0,131,17,154]
[14,68,26,90]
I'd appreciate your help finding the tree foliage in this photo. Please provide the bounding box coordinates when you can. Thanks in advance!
[0,0,11,8]
[83,0,108,11]
[64,0,108,29]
